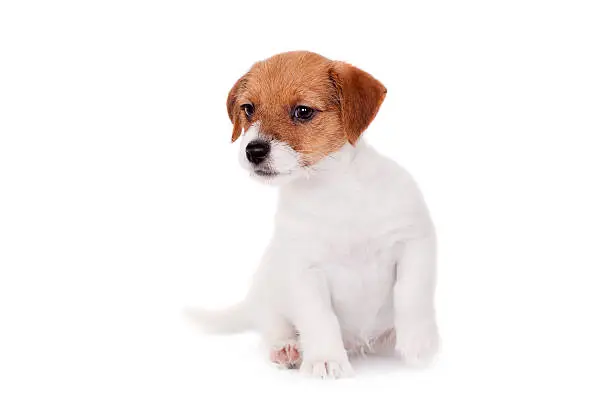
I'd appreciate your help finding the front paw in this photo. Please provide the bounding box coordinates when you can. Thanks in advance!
[300,358,354,379]
[270,339,302,369]
[396,321,440,367]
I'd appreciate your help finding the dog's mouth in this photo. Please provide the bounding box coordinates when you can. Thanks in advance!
[253,169,280,177]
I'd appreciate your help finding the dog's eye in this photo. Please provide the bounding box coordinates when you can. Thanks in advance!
[293,105,315,122]
[241,103,254,119]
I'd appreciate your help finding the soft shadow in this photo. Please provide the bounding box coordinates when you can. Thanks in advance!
[350,354,411,376]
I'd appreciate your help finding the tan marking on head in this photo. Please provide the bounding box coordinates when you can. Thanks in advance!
[226,51,387,164]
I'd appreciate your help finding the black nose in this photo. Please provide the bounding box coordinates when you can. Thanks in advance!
[245,140,270,165]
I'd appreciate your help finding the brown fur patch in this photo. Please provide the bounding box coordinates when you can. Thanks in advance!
[226,51,386,165]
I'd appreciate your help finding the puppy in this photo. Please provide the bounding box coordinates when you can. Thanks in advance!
[190,51,439,379]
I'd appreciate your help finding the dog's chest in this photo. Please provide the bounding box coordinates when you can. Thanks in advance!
[276,154,424,337]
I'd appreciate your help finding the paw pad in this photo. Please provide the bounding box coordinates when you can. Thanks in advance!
[270,343,301,368]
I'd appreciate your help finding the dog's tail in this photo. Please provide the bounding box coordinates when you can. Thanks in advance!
[184,301,253,334]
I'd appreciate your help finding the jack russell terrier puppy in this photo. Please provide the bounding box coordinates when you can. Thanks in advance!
[189,51,439,379]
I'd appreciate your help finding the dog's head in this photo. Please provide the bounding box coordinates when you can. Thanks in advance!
[227,51,386,184]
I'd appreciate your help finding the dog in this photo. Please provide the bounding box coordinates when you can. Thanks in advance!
[189,51,439,379]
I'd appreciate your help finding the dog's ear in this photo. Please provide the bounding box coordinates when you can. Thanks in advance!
[227,75,247,143]
[329,62,387,145]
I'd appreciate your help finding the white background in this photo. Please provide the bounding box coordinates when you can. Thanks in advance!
[1,0,611,406]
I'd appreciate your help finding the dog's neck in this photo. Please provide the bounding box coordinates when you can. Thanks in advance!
[276,139,380,224]
[281,139,369,193]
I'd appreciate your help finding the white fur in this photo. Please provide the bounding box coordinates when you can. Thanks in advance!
[191,125,439,379]
[238,122,305,185]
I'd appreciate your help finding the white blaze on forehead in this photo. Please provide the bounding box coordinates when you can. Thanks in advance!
[240,121,261,148]
[238,122,261,170]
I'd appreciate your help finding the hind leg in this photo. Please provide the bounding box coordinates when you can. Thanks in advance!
[394,235,440,366]
[262,316,301,369]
